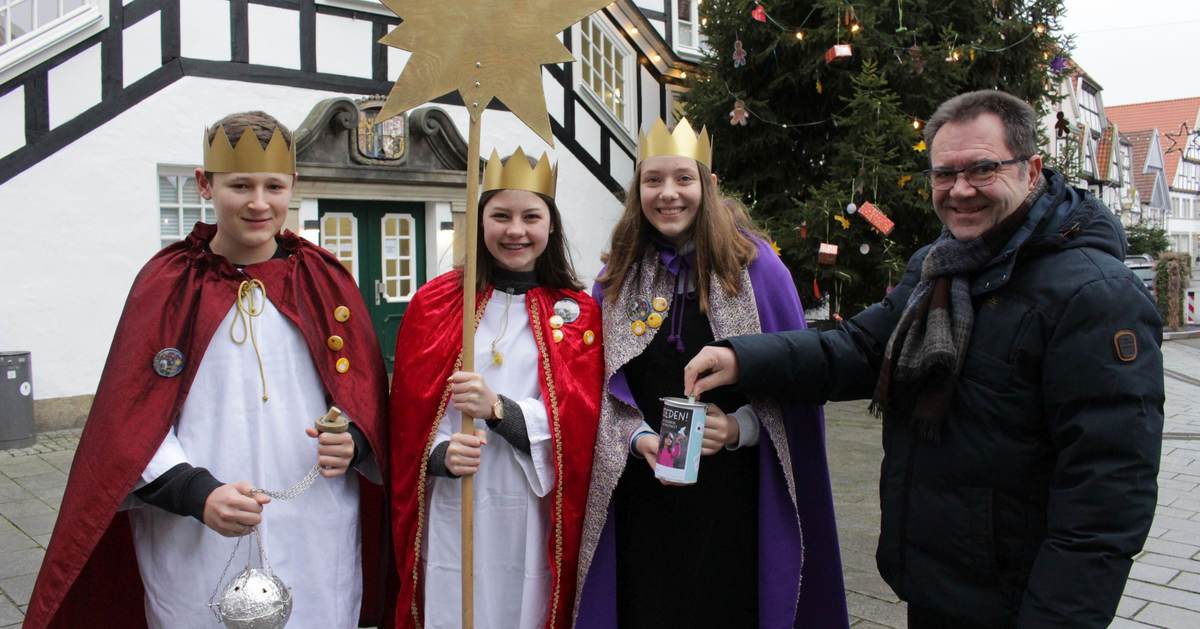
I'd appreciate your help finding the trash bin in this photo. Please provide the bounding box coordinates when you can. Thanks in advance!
[0,351,35,449]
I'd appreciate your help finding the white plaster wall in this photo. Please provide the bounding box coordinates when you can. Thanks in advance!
[639,65,659,131]
[574,102,602,162]
[0,78,624,400]
[316,13,372,79]
[0,86,24,158]
[249,4,301,70]
[123,11,161,87]
[180,0,231,62]
[47,42,101,128]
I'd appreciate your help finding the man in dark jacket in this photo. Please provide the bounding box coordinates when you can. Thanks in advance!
[683,90,1164,628]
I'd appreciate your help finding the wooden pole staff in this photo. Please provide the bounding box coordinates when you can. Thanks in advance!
[459,114,482,629]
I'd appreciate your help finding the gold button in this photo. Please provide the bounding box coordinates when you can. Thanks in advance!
[652,297,669,312]
[631,320,646,336]
[549,315,564,329]
[326,335,344,351]
[583,330,595,345]
[552,329,564,343]
[646,312,663,329]
[335,357,350,373]
[333,306,351,322]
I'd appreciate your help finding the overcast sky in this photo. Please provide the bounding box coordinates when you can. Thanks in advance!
[1061,0,1199,106]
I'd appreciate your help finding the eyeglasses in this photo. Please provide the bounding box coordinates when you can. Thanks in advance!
[922,157,1029,191]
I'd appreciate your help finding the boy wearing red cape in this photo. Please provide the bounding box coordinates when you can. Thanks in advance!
[24,111,391,628]
[389,149,602,628]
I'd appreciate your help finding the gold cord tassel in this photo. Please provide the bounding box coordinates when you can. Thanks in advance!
[231,279,269,402]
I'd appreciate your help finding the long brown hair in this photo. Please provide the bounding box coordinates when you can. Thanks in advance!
[598,160,758,311]
[472,188,583,292]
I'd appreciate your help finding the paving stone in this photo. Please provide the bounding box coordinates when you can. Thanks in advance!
[0,573,35,606]
[1108,617,1160,628]
[0,529,36,554]
[845,591,906,629]
[1142,537,1200,559]
[1134,601,1200,627]
[0,499,53,520]
[1168,571,1200,593]
[1129,562,1181,585]
[0,458,54,479]
[0,548,44,580]
[12,471,66,494]
[851,621,898,629]
[1136,552,1200,575]
[0,597,20,626]
[1123,580,1200,612]
[1155,505,1199,522]
[6,511,56,538]
[37,451,74,474]
[0,481,33,504]
[1116,595,1149,617]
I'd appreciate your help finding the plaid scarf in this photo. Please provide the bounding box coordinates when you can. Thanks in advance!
[871,177,1046,439]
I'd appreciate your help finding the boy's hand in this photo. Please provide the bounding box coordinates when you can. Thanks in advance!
[306,427,355,477]
[448,371,500,420]
[203,481,270,537]
[446,432,487,477]
[701,404,739,455]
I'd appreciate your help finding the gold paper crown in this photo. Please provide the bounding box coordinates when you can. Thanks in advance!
[203,126,296,174]
[482,147,557,198]
[637,117,713,168]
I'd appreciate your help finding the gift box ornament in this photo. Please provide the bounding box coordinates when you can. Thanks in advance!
[825,44,853,64]
[857,201,895,236]
[818,242,839,265]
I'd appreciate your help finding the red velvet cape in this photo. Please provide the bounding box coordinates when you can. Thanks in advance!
[24,223,392,629]
[389,271,602,629]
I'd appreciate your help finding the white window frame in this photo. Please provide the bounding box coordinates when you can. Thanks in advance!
[321,212,360,283]
[157,168,213,248]
[380,213,417,303]
[672,0,708,55]
[1078,86,1103,133]
[665,85,687,126]
[0,0,104,84]
[572,14,636,136]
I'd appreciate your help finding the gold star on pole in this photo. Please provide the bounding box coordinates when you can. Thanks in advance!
[378,0,612,144]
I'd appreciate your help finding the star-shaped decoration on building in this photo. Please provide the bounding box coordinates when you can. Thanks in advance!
[377,0,611,143]
[1163,122,1192,155]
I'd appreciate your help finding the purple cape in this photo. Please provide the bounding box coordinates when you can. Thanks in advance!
[578,239,849,628]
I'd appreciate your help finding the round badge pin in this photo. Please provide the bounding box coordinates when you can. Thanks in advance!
[553,298,581,324]
[626,299,650,322]
[153,348,185,378]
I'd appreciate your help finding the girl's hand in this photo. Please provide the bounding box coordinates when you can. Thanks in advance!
[635,433,684,486]
[449,371,500,420]
[701,404,740,455]
[446,432,488,477]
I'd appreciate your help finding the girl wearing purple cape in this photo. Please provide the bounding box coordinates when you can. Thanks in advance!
[573,118,849,628]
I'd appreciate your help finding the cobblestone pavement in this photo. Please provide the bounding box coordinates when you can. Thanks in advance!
[2,339,1198,627]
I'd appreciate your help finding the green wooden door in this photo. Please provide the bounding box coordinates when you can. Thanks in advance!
[318,200,426,371]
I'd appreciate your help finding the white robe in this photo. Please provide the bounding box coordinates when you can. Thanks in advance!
[424,290,556,629]
[126,289,362,629]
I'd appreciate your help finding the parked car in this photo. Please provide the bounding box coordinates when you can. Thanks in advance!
[1124,254,1155,291]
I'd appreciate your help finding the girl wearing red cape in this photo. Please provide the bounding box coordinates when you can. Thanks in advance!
[389,149,602,628]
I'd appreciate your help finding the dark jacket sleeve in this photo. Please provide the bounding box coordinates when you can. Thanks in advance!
[1017,274,1164,627]
[724,246,926,403]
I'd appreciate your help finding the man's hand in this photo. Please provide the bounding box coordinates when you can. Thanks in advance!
[446,432,487,477]
[449,371,500,420]
[203,481,270,537]
[683,346,740,398]
[701,404,739,455]
[305,427,355,478]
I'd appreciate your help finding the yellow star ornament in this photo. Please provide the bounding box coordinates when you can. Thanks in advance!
[378,0,611,144]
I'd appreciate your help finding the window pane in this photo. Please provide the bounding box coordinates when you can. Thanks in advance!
[678,0,692,20]
[160,208,180,237]
[387,279,398,297]
[679,28,693,48]
[11,1,33,40]
[182,177,201,204]
[182,207,201,230]
[399,218,410,236]
[159,176,179,204]
[400,238,410,256]
[36,0,54,27]
[400,279,412,297]
[386,259,397,276]
[322,216,337,236]
[384,218,396,237]
[400,259,411,278]
[339,217,351,233]
[0,10,8,45]
[63,0,86,11]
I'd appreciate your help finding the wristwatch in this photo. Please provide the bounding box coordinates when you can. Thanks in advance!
[491,397,505,421]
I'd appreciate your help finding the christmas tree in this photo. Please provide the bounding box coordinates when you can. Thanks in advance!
[685,0,1070,315]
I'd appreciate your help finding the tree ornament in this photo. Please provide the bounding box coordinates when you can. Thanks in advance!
[812,278,822,300]
[798,221,808,239]
[897,174,913,188]
[751,4,766,23]
[733,39,748,67]
[834,214,851,229]
[816,80,823,94]
[825,44,853,64]
[845,202,858,214]
[818,243,839,265]
[856,201,895,236]
[1055,111,1070,138]
[770,240,782,256]
[860,243,871,254]
[908,44,925,75]
[1050,55,1068,74]
[913,139,927,152]
[730,100,750,125]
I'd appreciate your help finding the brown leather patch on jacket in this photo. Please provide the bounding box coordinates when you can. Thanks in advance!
[1113,329,1138,362]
